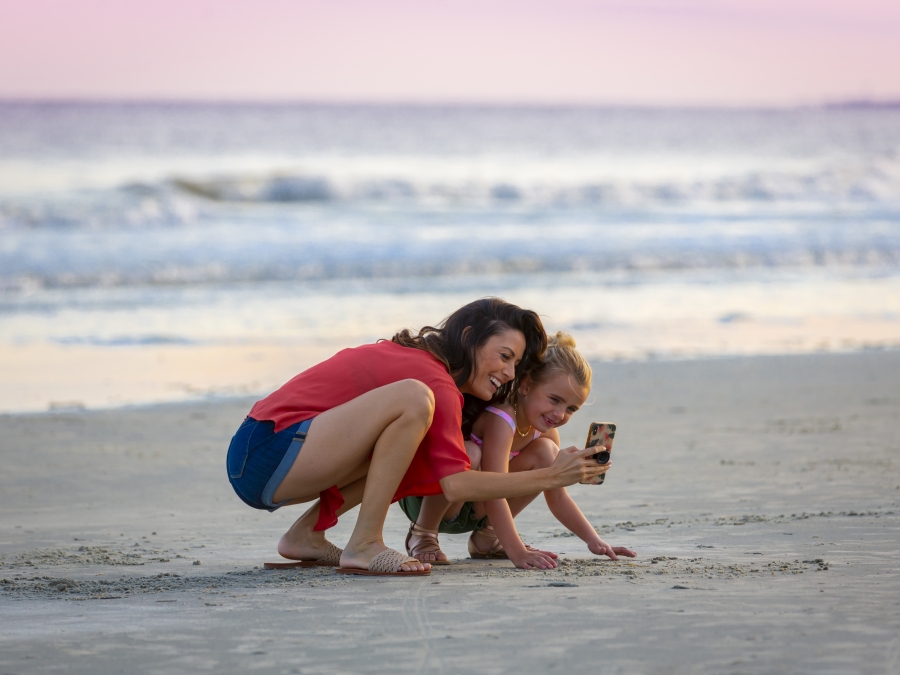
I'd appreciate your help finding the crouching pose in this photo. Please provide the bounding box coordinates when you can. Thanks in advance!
[226,299,607,576]
[402,331,636,569]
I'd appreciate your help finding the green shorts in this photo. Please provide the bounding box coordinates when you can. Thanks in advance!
[397,496,487,535]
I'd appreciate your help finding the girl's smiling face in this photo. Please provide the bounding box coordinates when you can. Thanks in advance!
[518,370,589,433]
[460,328,526,400]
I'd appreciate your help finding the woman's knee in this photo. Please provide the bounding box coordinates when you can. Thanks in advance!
[395,379,435,427]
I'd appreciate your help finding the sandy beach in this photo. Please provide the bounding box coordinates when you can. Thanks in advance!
[0,350,898,674]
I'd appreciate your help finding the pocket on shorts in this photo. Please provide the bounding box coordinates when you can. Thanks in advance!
[227,418,260,480]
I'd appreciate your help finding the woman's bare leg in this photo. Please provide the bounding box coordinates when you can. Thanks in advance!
[271,379,435,572]
[277,462,369,561]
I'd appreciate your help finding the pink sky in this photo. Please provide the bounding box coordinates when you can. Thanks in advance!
[1,0,898,105]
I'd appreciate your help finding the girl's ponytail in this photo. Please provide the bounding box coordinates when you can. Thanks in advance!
[526,330,592,392]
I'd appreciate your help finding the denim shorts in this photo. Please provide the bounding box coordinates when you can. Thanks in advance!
[226,416,313,511]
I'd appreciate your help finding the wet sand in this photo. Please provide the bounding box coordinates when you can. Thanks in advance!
[1,351,899,674]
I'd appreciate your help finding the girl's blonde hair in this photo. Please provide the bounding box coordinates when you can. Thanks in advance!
[526,331,592,391]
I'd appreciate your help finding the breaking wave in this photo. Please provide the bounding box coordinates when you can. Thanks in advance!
[171,164,900,205]
[1,159,899,231]
[3,245,900,294]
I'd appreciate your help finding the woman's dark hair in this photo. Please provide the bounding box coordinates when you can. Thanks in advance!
[391,297,547,435]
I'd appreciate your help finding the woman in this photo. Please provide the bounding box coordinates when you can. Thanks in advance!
[226,298,605,576]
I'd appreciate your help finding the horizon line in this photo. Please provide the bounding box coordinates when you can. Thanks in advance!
[1,95,899,111]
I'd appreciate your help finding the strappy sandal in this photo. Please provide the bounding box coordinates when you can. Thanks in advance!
[468,526,543,560]
[336,548,430,576]
[264,541,343,569]
[405,522,451,565]
[467,525,508,559]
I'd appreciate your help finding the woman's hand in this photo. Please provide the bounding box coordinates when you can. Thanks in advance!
[508,547,559,570]
[549,446,605,487]
[587,538,636,561]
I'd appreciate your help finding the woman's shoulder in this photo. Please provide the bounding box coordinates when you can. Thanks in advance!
[359,341,457,384]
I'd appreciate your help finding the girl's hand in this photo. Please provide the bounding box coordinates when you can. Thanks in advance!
[525,545,559,560]
[509,548,559,570]
[588,539,636,561]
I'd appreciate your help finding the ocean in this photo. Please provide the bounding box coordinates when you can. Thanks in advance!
[1,101,899,411]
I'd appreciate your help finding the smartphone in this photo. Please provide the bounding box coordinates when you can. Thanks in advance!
[579,422,616,485]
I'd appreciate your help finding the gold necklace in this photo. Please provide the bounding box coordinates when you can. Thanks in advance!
[512,403,533,437]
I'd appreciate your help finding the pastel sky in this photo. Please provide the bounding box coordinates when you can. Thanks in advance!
[1,0,898,105]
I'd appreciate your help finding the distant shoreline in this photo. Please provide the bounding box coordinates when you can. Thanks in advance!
[3,347,897,418]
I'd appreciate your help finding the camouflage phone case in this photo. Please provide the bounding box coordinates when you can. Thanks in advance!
[579,422,616,485]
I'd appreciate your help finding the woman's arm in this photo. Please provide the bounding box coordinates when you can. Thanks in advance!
[439,444,601,502]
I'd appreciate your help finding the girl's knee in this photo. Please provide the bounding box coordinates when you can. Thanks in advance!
[524,437,559,468]
[464,440,482,470]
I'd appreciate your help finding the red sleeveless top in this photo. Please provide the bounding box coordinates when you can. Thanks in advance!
[249,341,470,530]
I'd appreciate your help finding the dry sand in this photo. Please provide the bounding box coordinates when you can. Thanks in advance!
[1,351,899,674]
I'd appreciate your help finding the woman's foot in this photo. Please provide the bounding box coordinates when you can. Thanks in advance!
[405,522,451,565]
[277,526,341,563]
[468,525,508,559]
[339,539,430,574]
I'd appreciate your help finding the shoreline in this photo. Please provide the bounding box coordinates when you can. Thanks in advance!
[3,345,900,416]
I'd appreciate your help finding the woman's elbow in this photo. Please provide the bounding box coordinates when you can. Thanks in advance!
[440,473,466,503]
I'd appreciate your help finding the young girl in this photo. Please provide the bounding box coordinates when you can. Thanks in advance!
[402,331,636,570]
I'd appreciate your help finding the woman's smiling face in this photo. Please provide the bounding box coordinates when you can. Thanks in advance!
[518,370,589,433]
[460,328,526,400]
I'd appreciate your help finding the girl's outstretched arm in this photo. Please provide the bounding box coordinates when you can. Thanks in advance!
[544,485,636,561]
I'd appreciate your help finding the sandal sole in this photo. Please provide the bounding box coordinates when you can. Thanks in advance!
[334,567,431,576]
[263,561,339,569]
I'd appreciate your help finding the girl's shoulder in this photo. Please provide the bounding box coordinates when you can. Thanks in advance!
[472,403,516,437]
[485,402,514,416]
[483,403,516,429]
